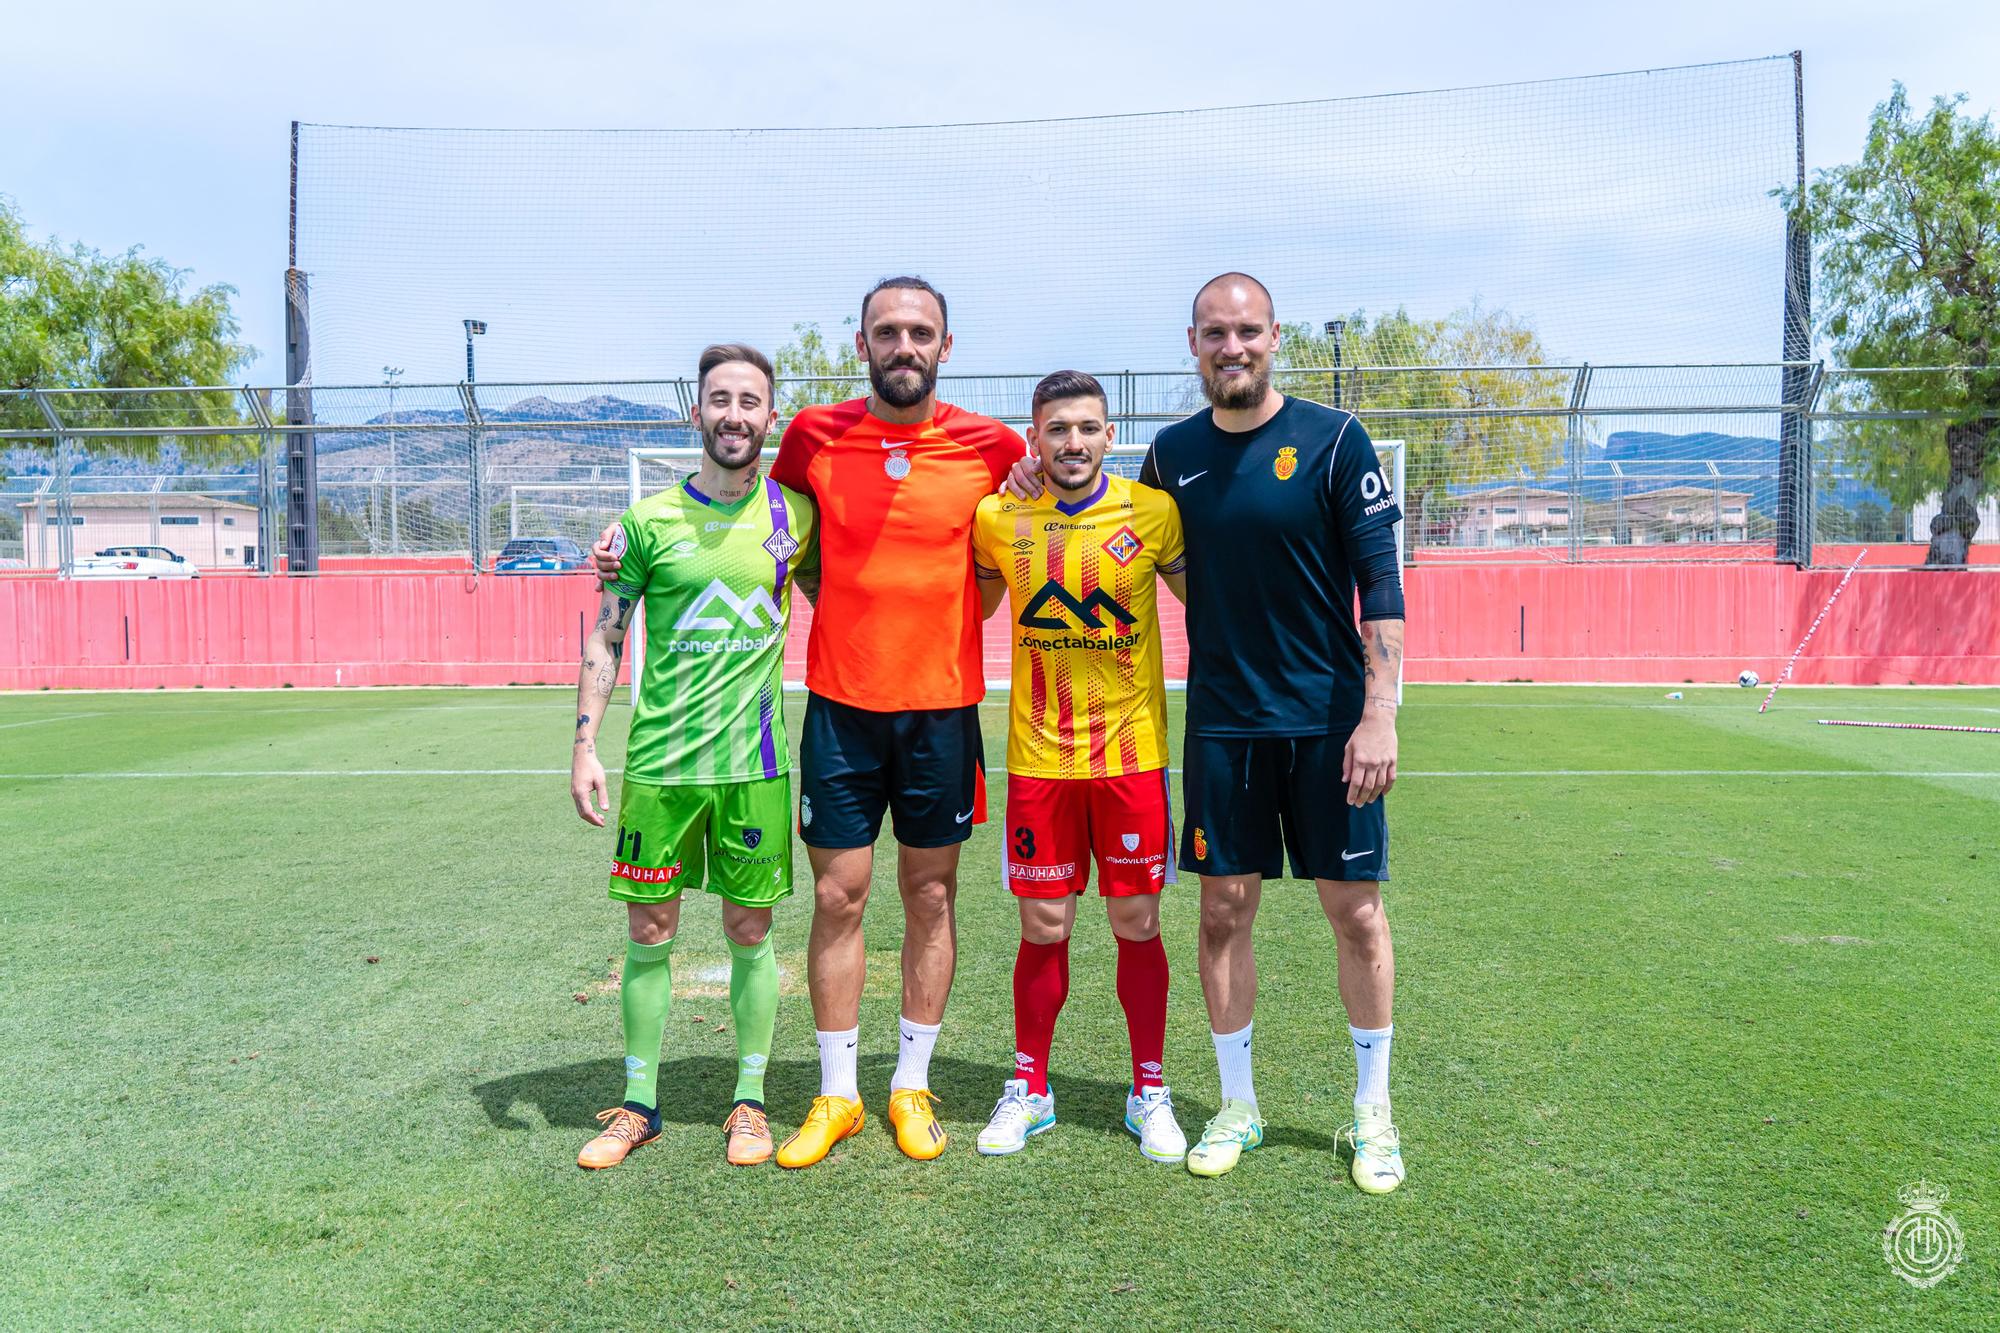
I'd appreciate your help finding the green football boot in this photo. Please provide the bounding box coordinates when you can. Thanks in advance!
[1185,1098,1265,1178]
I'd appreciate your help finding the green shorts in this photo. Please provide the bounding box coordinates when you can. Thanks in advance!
[609,775,794,908]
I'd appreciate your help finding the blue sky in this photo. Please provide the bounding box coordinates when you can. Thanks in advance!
[4,1,1995,388]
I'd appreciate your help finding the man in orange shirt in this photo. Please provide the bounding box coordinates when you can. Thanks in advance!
[591,279,1023,1167]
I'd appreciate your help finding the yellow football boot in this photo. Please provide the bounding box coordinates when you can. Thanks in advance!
[775,1095,865,1169]
[887,1088,948,1160]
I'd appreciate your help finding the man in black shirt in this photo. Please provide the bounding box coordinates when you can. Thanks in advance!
[1014,272,1408,1190]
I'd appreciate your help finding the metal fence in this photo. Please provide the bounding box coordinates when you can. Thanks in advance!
[2,365,1993,573]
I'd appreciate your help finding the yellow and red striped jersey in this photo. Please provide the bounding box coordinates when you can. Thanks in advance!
[972,474,1185,780]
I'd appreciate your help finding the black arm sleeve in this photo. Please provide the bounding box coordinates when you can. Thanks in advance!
[1352,522,1405,622]
[1137,444,1162,489]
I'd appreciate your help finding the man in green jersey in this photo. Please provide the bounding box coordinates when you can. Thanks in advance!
[569,343,817,1169]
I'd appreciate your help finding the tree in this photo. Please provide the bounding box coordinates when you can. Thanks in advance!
[1853,499,1894,541]
[1791,86,2000,566]
[0,197,254,461]
[1272,304,1571,547]
[772,319,866,422]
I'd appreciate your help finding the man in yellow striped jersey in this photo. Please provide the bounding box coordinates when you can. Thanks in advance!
[968,370,1190,1163]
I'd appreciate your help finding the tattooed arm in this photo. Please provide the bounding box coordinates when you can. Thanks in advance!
[571,582,638,826]
[1345,618,1403,807]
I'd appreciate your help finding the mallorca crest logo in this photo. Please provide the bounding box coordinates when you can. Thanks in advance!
[1883,1179,1965,1288]
[1274,446,1299,481]
[1102,525,1145,567]
[885,449,911,481]
[1192,827,1208,860]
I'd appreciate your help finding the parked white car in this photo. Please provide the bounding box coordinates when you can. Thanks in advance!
[69,546,200,580]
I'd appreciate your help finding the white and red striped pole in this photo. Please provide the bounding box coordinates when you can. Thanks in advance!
[1759,548,1867,714]
[1817,719,2000,735]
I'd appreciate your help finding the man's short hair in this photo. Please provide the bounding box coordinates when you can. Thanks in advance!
[861,276,949,333]
[1031,369,1108,419]
[697,342,775,397]
[1191,271,1276,327]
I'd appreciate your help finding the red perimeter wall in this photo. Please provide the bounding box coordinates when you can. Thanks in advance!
[2,563,1995,691]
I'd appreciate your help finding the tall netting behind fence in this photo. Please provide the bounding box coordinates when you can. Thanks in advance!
[292,59,1799,386]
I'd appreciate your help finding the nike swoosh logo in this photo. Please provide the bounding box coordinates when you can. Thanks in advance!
[955,809,974,824]
[1342,849,1374,861]
[1355,1041,1372,1049]
[1177,470,1208,485]
[845,1041,856,1049]
[881,439,911,449]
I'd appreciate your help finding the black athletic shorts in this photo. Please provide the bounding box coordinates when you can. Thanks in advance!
[1178,731,1388,882]
[798,693,988,849]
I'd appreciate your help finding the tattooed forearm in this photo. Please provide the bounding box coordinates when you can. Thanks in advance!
[1359,619,1405,709]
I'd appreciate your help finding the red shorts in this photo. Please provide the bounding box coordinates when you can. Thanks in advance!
[1004,769,1175,898]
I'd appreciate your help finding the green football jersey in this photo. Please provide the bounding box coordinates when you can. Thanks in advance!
[610,474,817,785]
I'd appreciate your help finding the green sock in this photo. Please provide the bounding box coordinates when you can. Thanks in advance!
[621,937,674,1111]
[727,935,778,1104]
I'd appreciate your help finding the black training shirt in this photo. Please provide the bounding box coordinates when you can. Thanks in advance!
[1140,397,1403,737]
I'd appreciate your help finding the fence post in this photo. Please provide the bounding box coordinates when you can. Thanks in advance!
[31,391,75,575]
[1775,49,1811,567]
[284,267,319,573]
[1566,364,1591,561]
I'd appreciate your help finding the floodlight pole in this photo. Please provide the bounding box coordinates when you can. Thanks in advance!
[463,321,487,571]
[1776,49,1812,567]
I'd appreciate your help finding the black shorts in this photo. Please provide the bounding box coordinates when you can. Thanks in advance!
[1179,732,1388,882]
[798,693,988,849]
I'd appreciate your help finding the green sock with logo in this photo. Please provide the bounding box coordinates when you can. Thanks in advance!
[728,935,778,1104]
[621,936,674,1110]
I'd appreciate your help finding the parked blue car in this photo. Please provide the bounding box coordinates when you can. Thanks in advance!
[494,537,590,573]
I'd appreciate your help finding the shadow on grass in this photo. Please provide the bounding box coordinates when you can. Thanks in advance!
[472,1054,1336,1151]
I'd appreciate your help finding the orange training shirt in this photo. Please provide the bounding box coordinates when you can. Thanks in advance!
[771,398,1025,712]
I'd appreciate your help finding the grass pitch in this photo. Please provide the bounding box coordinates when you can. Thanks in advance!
[1,685,1996,1329]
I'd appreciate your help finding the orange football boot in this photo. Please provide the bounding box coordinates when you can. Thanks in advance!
[724,1102,774,1166]
[578,1105,660,1169]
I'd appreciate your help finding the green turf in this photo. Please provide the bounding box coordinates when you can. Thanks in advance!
[1,685,1995,1329]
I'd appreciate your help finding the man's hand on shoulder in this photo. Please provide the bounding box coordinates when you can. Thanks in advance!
[590,524,623,583]
[1003,454,1046,500]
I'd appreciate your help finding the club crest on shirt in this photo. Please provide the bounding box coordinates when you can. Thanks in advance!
[607,525,629,559]
[884,449,911,481]
[741,827,763,849]
[1274,446,1299,481]
[1121,833,1140,852]
[762,529,799,562]
[1192,827,1209,860]
[1101,525,1144,567]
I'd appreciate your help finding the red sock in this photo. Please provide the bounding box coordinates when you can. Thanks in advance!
[1012,937,1069,1096]
[1116,932,1170,1092]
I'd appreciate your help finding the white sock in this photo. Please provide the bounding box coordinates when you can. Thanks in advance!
[1212,1021,1256,1112]
[816,1027,859,1101]
[891,1016,941,1093]
[1351,1022,1393,1112]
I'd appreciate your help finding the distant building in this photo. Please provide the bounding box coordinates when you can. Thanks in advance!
[1613,485,1750,544]
[1453,485,1572,548]
[15,493,260,569]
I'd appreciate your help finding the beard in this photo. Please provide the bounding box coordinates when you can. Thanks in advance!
[870,354,938,409]
[1200,361,1271,410]
[1046,452,1103,493]
[702,423,763,470]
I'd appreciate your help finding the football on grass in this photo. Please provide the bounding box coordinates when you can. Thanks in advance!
[1738,670,1760,688]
